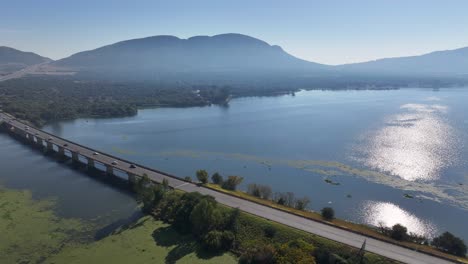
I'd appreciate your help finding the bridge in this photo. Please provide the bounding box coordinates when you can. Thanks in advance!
[0,111,457,264]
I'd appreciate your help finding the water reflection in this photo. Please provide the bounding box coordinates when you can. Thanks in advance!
[360,103,457,181]
[360,201,437,238]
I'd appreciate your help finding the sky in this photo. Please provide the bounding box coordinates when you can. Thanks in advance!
[2,0,468,65]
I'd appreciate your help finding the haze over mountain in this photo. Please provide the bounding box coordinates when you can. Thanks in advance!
[337,46,468,76]
[3,33,468,86]
[0,46,51,76]
[52,33,328,80]
[50,33,468,81]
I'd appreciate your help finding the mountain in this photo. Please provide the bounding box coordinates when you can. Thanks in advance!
[53,34,328,80]
[0,46,51,75]
[336,46,468,76]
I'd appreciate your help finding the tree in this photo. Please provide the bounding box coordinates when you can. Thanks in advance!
[295,197,310,210]
[432,232,467,257]
[203,230,224,251]
[248,184,262,197]
[321,207,335,221]
[196,169,208,184]
[162,178,169,189]
[285,192,295,207]
[248,184,273,199]
[190,197,223,237]
[259,185,272,200]
[211,172,223,185]
[222,176,243,191]
[390,224,408,241]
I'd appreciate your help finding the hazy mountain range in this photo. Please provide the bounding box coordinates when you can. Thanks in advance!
[0,46,50,76]
[2,34,468,82]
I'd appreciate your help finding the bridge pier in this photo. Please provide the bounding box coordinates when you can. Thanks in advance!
[25,133,32,142]
[58,146,65,156]
[46,141,54,152]
[36,137,44,147]
[71,151,80,163]
[106,165,114,176]
[127,172,137,184]
[87,158,95,169]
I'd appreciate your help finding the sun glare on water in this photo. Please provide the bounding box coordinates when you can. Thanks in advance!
[360,102,458,182]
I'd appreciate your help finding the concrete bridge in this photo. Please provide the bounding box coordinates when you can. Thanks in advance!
[0,112,187,188]
[0,111,457,264]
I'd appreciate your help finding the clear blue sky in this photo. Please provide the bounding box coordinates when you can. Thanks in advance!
[2,0,468,65]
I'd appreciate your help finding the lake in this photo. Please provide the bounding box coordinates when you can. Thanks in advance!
[4,88,467,241]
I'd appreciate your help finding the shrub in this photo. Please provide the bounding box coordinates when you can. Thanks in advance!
[222,175,243,191]
[239,244,276,264]
[264,225,277,238]
[211,172,223,185]
[196,169,208,184]
[321,207,335,221]
[295,197,310,210]
[390,224,408,241]
[275,239,316,264]
[432,232,467,257]
[248,183,272,199]
[184,176,192,182]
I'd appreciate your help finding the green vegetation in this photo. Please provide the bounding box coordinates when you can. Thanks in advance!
[196,169,209,184]
[211,172,223,185]
[0,76,230,126]
[390,224,408,241]
[204,174,468,261]
[134,176,398,264]
[321,207,335,221]
[222,175,244,191]
[0,185,236,264]
[432,232,467,257]
[0,186,88,263]
[45,216,237,264]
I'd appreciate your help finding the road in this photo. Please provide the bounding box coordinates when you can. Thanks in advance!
[0,112,455,264]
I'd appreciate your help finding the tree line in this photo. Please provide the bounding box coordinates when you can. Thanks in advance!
[0,76,231,126]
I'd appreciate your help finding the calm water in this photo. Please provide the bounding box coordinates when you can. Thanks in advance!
[3,88,468,241]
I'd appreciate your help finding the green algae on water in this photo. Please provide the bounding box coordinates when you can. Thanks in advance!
[0,186,89,264]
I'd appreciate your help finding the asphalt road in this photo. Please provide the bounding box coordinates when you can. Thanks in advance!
[0,112,454,264]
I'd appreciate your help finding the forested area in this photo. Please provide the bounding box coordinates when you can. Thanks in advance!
[0,77,230,126]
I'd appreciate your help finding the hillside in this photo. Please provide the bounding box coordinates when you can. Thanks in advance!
[0,46,51,75]
[53,33,328,80]
[336,46,468,76]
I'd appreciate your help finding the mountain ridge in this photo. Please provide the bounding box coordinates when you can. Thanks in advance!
[0,46,51,76]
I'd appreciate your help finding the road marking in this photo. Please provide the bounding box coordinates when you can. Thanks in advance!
[175,182,189,188]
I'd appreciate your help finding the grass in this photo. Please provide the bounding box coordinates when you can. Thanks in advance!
[45,216,237,264]
[0,185,236,264]
[206,183,468,264]
[234,207,396,264]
